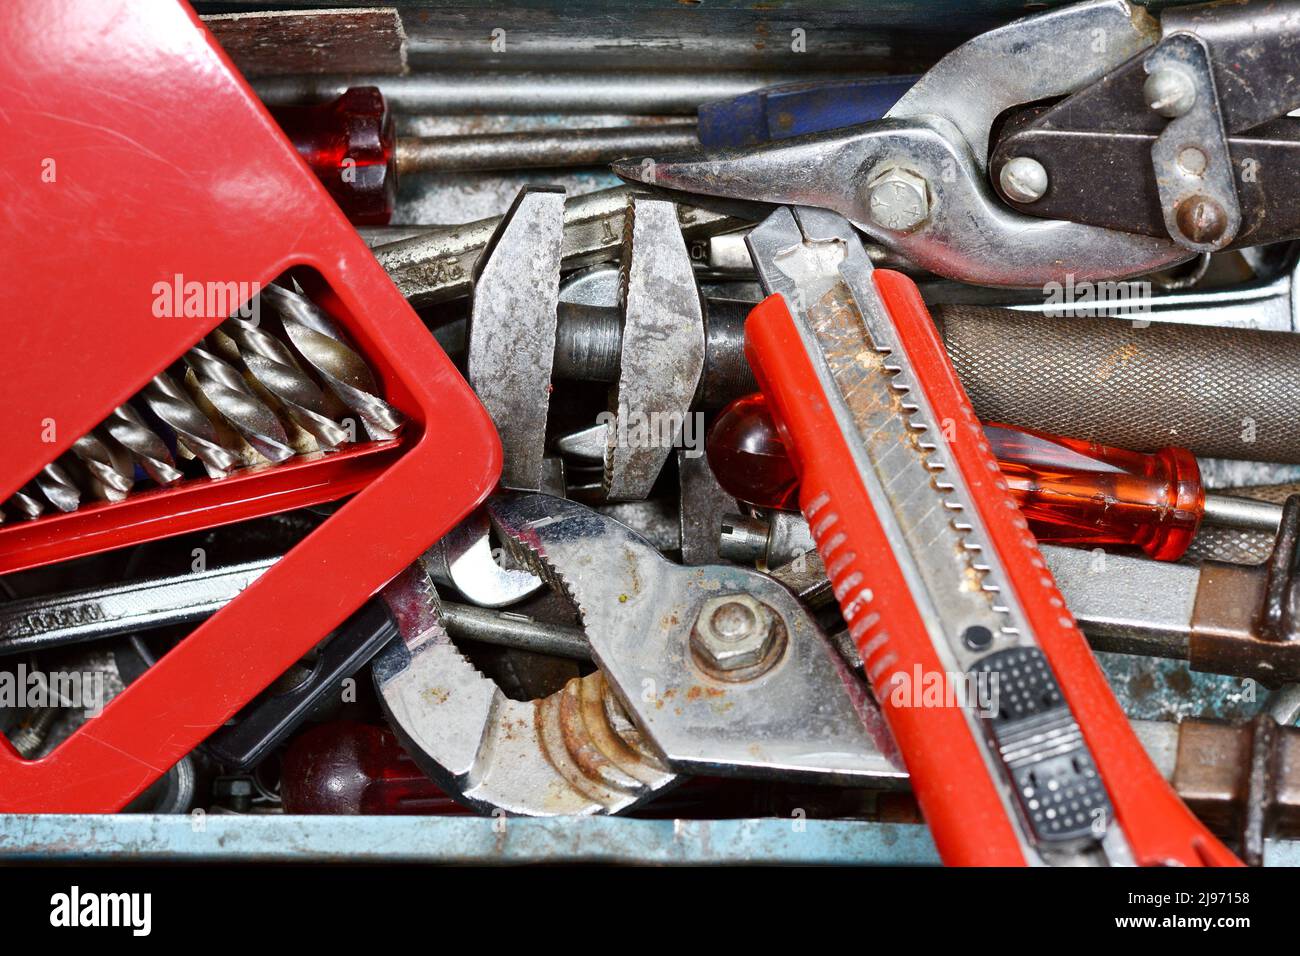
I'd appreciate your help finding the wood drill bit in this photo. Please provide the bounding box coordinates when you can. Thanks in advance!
[34,460,81,513]
[71,431,135,502]
[212,318,349,452]
[261,283,404,441]
[141,372,242,479]
[182,347,295,464]
[100,404,183,486]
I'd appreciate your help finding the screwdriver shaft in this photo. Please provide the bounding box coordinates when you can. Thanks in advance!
[394,124,700,175]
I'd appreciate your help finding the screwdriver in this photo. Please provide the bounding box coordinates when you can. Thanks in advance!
[707,392,1281,561]
[268,87,699,224]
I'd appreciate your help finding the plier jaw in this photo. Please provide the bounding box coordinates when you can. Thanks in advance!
[612,0,1201,287]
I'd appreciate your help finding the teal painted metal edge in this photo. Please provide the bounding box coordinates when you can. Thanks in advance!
[0,815,942,865]
[5,814,1295,865]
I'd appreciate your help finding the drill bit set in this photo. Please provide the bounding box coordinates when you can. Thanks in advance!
[0,282,402,524]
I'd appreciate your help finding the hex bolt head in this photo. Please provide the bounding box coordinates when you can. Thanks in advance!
[1144,68,1196,119]
[998,157,1049,204]
[690,594,781,674]
[865,166,931,232]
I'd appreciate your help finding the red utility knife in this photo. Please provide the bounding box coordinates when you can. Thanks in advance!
[743,205,1239,866]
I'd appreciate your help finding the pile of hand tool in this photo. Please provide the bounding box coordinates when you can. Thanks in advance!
[7,0,1300,870]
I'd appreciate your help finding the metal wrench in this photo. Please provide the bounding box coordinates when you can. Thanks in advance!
[373,186,745,306]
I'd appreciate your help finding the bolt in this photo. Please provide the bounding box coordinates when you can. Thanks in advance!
[998,157,1049,204]
[865,166,931,232]
[1144,69,1196,119]
[1175,194,1227,245]
[690,594,781,674]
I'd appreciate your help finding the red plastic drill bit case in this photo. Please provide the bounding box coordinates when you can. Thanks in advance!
[0,0,500,811]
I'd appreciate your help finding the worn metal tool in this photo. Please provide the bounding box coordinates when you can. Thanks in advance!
[1044,497,1300,688]
[615,1,1196,286]
[0,558,276,657]
[254,71,816,116]
[467,188,709,499]
[373,186,744,306]
[468,187,566,491]
[739,204,1237,865]
[373,494,901,815]
[269,84,702,223]
[989,0,1300,252]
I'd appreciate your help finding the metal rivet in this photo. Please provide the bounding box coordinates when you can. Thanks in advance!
[1176,146,1207,177]
[963,625,995,651]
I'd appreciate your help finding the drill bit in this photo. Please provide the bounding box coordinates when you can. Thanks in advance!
[141,372,242,479]
[183,346,295,465]
[100,404,183,486]
[261,283,404,441]
[212,318,349,452]
[71,431,135,502]
[33,461,80,513]
[3,485,44,521]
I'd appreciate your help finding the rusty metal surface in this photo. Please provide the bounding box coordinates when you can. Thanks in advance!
[203,9,408,77]
[1190,561,1300,688]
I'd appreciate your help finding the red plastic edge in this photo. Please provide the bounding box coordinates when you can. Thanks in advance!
[745,292,1028,866]
[873,269,1240,867]
[0,0,502,811]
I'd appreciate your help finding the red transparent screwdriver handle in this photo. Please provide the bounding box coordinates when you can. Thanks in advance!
[270,87,397,225]
[280,722,468,815]
[708,395,1206,561]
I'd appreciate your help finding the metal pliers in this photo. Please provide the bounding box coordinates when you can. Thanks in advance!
[373,494,903,816]
[614,0,1300,287]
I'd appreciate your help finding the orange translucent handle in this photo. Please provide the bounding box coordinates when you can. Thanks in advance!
[984,423,1204,561]
[708,398,1205,561]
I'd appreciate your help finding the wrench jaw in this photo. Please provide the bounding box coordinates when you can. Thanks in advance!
[487,494,905,786]
[372,564,677,817]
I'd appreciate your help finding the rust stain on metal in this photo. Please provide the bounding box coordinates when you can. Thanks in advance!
[1094,344,1141,382]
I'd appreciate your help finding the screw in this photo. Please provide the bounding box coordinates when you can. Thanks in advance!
[1144,69,1196,119]
[865,166,931,232]
[998,157,1049,204]
[1175,194,1227,244]
[690,594,781,674]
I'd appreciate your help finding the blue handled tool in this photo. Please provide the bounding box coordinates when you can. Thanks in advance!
[697,76,918,148]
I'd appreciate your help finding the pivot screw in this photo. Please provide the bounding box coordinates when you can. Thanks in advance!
[691,594,781,675]
[1144,69,1196,118]
[1175,194,1227,245]
[865,166,931,232]
[998,157,1049,204]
